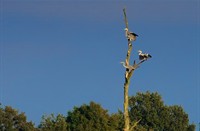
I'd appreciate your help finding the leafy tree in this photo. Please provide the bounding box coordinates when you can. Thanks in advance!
[66,101,116,131]
[1,92,195,131]
[38,114,67,131]
[109,111,124,131]
[129,91,195,131]
[187,124,196,131]
[0,105,36,131]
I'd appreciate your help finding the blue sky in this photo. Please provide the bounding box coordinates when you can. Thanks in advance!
[1,0,199,128]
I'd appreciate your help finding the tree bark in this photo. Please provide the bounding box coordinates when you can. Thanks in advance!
[123,44,132,131]
[123,8,132,131]
[122,8,150,131]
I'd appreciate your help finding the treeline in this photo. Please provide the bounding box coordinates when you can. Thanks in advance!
[0,92,196,131]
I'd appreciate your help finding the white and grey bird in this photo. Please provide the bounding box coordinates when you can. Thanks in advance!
[120,62,135,72]
[138,50,152,61]
[124,28,138,41]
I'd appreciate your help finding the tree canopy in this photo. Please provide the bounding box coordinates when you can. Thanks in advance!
[0,92,196,131]
[129,91,195,131]
[39,114,67,131]
[66,101,117,131]
[0,105,36,131]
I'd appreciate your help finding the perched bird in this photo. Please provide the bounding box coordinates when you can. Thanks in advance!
[138,50,152,61]
[120,62,135,72]
[124,28,138,41]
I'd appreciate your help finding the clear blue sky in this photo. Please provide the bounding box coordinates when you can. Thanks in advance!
[1,0,199,128]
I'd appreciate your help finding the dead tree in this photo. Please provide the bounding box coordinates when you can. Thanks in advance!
[122,8,151,131]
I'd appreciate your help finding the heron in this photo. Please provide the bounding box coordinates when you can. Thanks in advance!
[120,62,135,72]
[138,50,152,61]
[124,28,138,41]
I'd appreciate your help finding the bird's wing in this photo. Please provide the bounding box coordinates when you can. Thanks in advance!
[130,32,138,36]
[139,55,144,60]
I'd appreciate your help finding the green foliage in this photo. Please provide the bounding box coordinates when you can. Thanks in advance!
[129,91,195,131]
[0,92,195,131]
[187,124,196,131]
[109,110,124,131]
[38,114,67,131]
[0,105,36,131]
[66,101,116,131]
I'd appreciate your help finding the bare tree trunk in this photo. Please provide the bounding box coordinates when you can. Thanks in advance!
[122,8,150,131]
[123,43,136,131]
[123,8,132,131]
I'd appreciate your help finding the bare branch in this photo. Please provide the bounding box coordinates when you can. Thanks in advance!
[130,119,142,131]
[123,8,129,29]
